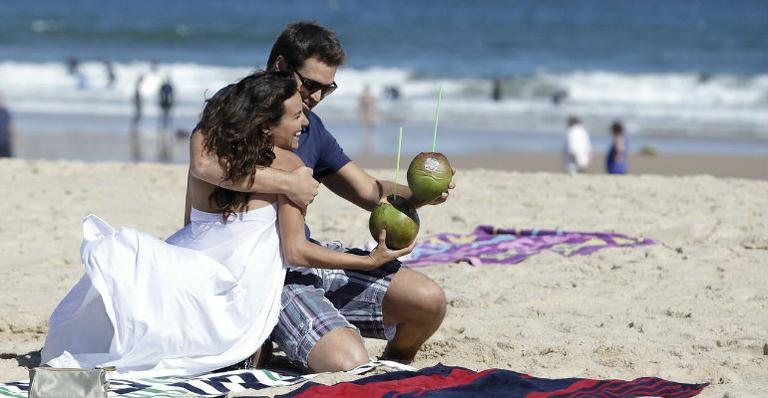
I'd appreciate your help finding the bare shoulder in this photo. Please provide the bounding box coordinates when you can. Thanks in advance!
[272,147,305,171]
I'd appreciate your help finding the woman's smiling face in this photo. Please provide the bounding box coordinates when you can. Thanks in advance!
[270,91,308,150]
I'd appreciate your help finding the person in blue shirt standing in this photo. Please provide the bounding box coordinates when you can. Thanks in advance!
[189,21,453,373]
[606,120,628,174]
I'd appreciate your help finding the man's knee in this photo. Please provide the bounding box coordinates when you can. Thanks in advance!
[416,280,447,324]
[327,344,369,371]
[307,327,370,372]
[385,269,447,326]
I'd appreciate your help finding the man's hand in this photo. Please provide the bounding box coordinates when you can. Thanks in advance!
[367,229,416,270]
[421,166,457,206]
[287,166,319,209]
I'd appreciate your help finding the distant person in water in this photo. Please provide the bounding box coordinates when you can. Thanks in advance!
[491,77,502,101]
[551,89,568,106]
[384,85,401,100]
[606,120,628,174]
[0,94,17,158]
[103,59,116,88]
[562,116,592,174]
[358,83,377,154]
[66,56,79,76]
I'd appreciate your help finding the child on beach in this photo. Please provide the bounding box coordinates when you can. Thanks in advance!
[40,71,412,377]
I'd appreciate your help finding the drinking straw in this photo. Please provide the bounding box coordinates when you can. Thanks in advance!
[395,126,403,196]
[432,85,443,152]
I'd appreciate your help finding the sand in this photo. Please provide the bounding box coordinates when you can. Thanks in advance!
[0,158,766,397]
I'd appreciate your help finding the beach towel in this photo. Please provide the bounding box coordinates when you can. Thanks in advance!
[0,368,304,397]
[403,225,654,267]
[277,364,707,398]
[0,362,707,398]
[0,361,410,398]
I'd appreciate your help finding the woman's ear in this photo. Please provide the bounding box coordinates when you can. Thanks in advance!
[274,56,287,72]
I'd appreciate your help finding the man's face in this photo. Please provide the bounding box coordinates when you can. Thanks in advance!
[290,57,338,111]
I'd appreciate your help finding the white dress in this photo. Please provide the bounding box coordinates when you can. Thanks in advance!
[40,203,286,377]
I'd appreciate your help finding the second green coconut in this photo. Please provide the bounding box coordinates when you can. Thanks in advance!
[407,152,452,203]
[369,194,420,250]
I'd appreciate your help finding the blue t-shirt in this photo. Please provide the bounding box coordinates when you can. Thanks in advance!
[293,111,351,239]
[294,111,351,177]
[606,138,628,174]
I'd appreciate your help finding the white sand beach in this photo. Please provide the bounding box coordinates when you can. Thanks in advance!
[0,158,766,397]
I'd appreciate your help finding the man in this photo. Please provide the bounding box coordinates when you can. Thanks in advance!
[562,115,592,174]
[189,21,452,372]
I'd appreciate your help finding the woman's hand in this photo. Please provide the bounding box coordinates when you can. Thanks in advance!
[366,229,416,269]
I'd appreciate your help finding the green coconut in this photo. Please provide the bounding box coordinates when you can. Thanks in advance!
[369,195,420,250]
[407,152,452,203]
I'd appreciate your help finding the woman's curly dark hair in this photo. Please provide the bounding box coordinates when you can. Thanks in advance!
[197,71,297,220]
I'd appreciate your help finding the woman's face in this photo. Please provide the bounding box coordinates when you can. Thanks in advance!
[271,91,308,150]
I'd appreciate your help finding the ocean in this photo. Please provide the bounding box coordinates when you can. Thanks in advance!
[1,0,767,157]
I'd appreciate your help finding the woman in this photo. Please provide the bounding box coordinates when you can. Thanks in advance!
[41,71,411,377]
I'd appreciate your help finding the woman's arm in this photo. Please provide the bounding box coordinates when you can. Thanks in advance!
[189,130,319,208]
[274,152,413,271]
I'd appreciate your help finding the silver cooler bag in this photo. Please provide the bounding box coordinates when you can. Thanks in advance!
[28,367,110,398]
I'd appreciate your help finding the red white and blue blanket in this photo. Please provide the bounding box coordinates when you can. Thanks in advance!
[0,363,706,397]
[277,364,707,398]
[403,225,655,267]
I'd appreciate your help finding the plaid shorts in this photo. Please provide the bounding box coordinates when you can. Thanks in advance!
[270,248,401,367]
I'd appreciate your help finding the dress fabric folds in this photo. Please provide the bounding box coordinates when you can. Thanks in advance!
[41,204,286,377]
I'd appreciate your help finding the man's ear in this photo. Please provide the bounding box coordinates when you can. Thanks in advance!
[274,55,287,72]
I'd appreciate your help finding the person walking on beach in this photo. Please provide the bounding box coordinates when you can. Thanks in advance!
[562,115,592,174]
[358,83,377,154]
[191,21,452,373]
[131,74,145,161]
[158,75,175,161]
[0,94,18,158]
[606,120,628,174]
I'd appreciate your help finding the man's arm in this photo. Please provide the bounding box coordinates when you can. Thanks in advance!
[320,161,455,211]
[188,130,319,208]
[275,152,413,271]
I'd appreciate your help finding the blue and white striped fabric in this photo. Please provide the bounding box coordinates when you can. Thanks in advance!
[0,368,301,397]
[0,361,414,398]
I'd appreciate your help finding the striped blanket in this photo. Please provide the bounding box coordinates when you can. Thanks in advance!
[0,363,707,398]
[403,225,655,266]
[0,361,409,398]
[0,368,304,397]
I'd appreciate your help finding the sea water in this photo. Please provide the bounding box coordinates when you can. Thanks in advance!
[1,0,766,157]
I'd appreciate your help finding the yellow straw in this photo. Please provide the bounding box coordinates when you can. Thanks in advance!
[432,85,443,152]
[395,126,403,197]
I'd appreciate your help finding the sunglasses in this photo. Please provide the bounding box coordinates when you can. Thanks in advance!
[294,69,338,99]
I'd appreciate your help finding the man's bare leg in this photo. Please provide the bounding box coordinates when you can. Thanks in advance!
[381,268,447,362]
[306,327,370,372]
